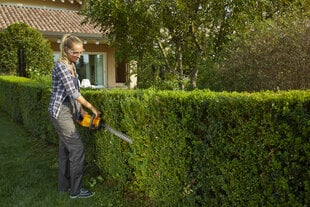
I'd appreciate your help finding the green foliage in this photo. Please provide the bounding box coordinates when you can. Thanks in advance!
[207,16,310,92]
[0,76,31,122]
[82,0,309,90]
[0,76,309,206]
[188,90,310,206]
[0,23,53,80]
[0,76,57,143]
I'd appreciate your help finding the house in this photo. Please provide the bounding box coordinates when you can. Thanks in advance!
[0,0,133,88]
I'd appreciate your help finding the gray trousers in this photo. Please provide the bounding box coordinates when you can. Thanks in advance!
[50,101,85,196]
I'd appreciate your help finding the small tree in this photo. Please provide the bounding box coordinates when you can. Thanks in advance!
[0,23,53,80]
[213,16,310,92]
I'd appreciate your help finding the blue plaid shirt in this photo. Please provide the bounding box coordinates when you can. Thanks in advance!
[48,61,81,118]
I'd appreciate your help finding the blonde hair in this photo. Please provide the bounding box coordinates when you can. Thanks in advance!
[58,34,83,65]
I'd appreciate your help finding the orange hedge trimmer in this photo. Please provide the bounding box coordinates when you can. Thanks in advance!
[77,114,133,144]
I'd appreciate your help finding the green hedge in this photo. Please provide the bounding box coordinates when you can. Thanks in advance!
[0,76,57,143]
[0,75,309,206]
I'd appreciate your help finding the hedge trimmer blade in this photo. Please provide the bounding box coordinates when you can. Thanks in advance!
[103,124,133,144]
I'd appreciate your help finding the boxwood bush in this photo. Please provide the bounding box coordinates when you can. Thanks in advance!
[0,23,53,80]
[0,76,309,206]
[0,76,56,143]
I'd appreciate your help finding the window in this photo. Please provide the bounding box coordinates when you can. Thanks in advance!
[53,53,107,87]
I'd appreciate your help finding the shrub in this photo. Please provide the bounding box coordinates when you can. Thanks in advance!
[0,23,53,80]
[215,16,310,92]
[0,76,309,206]
[0,76,56,142]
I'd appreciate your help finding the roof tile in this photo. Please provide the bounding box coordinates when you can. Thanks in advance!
[0,4,101,35]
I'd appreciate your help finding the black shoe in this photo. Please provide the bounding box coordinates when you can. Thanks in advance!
[70,188,95,199]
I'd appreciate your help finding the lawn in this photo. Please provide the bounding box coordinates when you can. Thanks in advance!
[0,111,141,207]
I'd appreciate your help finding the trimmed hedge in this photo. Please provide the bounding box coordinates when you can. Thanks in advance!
[0,76,56,143]
[0,75,309,206]
[0,23,54,78]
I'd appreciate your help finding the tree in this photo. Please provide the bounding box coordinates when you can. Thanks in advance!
[0,23,53,80]
[211,15,310,92]
[82,0,309,90]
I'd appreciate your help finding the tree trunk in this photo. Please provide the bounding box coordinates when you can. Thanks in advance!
[176,45,184,90]
[190,67,198,89]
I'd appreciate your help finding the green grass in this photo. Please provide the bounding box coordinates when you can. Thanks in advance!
[0,111,143,207]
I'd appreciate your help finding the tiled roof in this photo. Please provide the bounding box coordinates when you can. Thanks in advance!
[0,4,102,36]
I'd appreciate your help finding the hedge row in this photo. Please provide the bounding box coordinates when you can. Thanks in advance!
[0,76,56,143]
[0,76,309,206]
